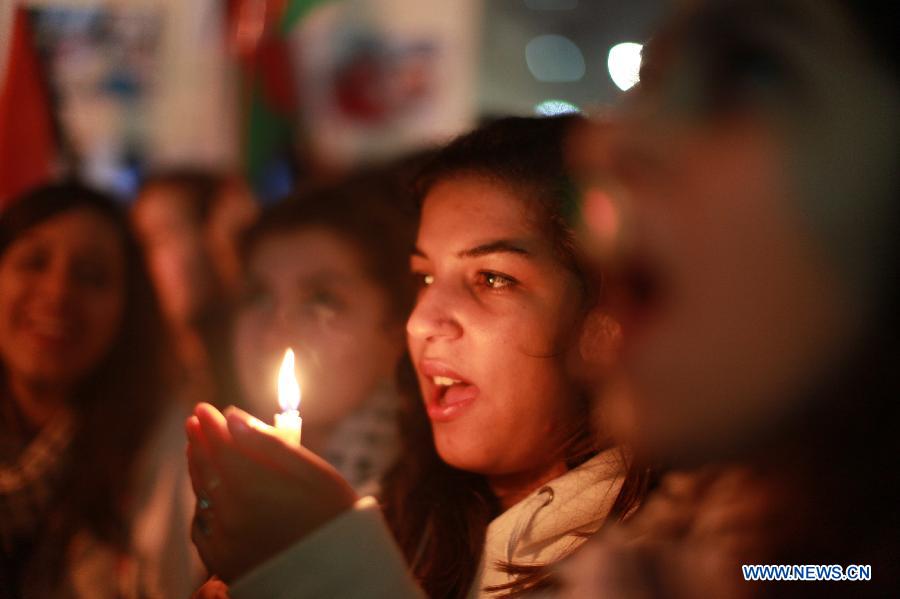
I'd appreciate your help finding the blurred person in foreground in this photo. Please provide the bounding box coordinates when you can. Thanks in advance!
[132,170,257,408]
[0,182,201,598]
[559,0,899,596]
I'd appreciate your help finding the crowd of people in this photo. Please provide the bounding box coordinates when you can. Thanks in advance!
[0,0,897,597]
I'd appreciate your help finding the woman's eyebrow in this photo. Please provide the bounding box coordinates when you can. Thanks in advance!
[457,239,531,259]
[411,239,533,260]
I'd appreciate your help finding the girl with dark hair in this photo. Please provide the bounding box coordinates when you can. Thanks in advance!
[380,116,649,598]
[231,168,417,493]
[0,181,199,597]
[185,117,651,598]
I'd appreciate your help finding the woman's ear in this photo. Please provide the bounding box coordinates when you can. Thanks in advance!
[577,309,622,374]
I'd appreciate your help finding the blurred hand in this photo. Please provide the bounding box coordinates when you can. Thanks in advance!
[191,577,230,599]
[186,403,358,582]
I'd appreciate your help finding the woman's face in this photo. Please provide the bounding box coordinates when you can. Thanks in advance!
[233,227,403,427]
[408,176,588,476]
[0,208,126,391]
[132,187,214,324]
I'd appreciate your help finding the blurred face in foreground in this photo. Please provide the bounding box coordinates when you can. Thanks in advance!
[233,227,404,428]
[583,0,900,463]
[408,176,591,479]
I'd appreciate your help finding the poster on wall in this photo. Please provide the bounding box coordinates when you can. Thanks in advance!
[292,0,479,169]
[29,6,162,196]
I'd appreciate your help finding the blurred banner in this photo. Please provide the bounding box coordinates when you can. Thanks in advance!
[1,0,479,200]
[232,0,479,200]
[292,0,479,170]
[151,0,235,174]
[28,3,163,196]
[2,0,235,199]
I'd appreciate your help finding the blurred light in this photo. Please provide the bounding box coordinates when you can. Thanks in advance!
[526,35,586,82]
[607,42,642,91]
[524,0,578,10]
[534,99,581,116]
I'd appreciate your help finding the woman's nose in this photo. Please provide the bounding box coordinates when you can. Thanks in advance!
[406,282,463,343]
[260,301,298,348]
[38,262,76,305]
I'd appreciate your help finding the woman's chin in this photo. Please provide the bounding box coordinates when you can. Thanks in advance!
[434,436,493,474]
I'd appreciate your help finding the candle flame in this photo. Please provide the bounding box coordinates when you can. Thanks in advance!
[278,348,301,412]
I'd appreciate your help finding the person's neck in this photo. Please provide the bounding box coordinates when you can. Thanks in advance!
[7,375,71,432]
[489,460,569,512]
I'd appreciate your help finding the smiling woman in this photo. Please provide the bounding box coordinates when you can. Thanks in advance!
[0,181,180,597]
[0,208,125,405]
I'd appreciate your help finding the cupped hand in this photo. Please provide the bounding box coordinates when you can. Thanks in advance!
[186,403,358,582]
[190,577,230,599]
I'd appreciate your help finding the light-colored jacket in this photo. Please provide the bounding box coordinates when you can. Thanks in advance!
[230,448,627,599]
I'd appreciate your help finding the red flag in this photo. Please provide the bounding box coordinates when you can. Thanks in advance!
[0,8,55,206]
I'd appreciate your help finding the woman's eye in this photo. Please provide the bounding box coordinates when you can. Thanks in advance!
[308,290,339,308]
[478,271,517,290]
[73,261,112,289]
[303,290,342,322]
[14,249,48,272]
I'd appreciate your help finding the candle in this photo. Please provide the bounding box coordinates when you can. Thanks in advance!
[274,348,302,445]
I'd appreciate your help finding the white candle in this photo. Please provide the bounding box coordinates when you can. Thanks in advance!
[274,348,302,445]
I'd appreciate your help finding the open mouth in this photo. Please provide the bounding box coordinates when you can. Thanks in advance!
[23,313,79,348]
[432,375,477,405]
[419,360,480,422]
